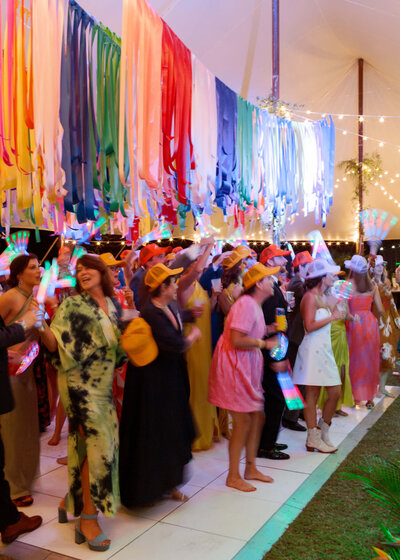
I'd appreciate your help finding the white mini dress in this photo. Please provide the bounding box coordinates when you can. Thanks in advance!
[292,307,341,387]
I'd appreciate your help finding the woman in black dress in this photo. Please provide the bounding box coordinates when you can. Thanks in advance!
[119,263,201,505]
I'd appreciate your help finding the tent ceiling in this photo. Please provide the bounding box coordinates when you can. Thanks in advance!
[80,0,400,240]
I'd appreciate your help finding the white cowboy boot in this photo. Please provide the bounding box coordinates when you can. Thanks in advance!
[306,427,337,453]
[318,417,337,451]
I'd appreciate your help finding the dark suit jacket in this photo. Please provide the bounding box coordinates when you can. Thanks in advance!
[0,317,25,415]
[287,274,306,347]
[261,281,288,368]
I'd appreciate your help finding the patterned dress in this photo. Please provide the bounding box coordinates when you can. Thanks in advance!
[373,281,400,370]
[50,293,124,517]
[346,294,380,401]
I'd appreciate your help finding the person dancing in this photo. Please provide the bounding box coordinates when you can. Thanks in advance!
[345,255,382,408]
[292,259,345,453]
[370,255,399,398]
[208,263,279,492]
[40,255,124,552]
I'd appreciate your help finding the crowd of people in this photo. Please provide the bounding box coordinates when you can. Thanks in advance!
[0,238,398,550]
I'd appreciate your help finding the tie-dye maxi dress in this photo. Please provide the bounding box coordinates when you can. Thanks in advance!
[50,293,124,517]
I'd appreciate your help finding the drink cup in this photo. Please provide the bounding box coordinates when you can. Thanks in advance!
[275,308,287,332]
[211,278,222,292]
[285,291,294,307]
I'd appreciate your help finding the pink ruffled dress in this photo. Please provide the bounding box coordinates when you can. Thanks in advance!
[208,295,266,413]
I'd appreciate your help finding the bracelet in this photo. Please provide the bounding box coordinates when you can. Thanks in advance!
[257,339,264,349]
[16,319,27,330]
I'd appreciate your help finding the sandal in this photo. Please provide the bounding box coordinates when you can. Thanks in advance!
[75,513,110,552]
[335,410,348,417]
[366,401,375,409]
[12,495,33,508]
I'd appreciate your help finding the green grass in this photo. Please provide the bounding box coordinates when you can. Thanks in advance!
[264,389,400,560]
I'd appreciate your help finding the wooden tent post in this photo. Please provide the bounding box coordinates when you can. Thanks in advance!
[272,0,281,246]
[358,58,364,255]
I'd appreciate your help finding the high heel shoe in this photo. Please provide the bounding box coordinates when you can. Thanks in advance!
[75,513,110,552]
[58,496,68,523]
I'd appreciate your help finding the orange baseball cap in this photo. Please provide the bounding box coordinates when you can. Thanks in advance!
[292,251,313,268]
[145,263,184,292]
[243,263,280,291]
[139,243,171,266]
[260,244,290,265]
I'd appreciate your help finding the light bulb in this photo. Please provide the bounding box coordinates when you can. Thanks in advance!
[379,142,384,147]
[379,117,384,123]
[342,130,347,135]
[338,114,343,120]
[359,116,364,122]
[363,136,368,140]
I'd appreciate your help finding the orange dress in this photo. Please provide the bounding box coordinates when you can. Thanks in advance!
[346,294,380,401]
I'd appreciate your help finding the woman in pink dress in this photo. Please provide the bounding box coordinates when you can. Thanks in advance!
[345,255,383,408]
[208,263,279,493]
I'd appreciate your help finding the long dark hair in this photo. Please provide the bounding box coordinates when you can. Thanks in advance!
[8,254,39,288]
[75,254,115,298]
[221,261,242,289]
[304,275,325,291]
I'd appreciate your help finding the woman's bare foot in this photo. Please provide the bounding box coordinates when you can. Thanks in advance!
[169,488,188,502]
[226,475,256,492]
[244,466,274,483]
[80,516,110,546]
[48,433,61,446]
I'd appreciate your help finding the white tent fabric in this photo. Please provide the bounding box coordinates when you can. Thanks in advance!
[79,0,400,240]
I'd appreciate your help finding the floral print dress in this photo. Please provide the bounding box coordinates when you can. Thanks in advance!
[374,281,400,369]
[50,293,124,517]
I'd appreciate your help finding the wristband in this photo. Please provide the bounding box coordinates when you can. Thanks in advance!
[16,319,27,330]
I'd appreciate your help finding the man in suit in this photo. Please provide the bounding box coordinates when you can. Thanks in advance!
[257,245,292,460]
[0,305,42,544]
[282,251,312,430]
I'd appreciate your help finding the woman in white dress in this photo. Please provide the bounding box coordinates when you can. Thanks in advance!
[293,259,345,453]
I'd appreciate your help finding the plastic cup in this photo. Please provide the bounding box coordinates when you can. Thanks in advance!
[211,278,222,292]
[285,291,294,306]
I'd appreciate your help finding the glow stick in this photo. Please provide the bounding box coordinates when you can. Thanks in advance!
[69,247,87,274]
[277,372,305,410]
[6,230,30,255]
[37,265,52,304]
[14,343,40,376]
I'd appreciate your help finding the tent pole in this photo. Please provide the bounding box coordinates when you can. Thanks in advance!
[358,58,364,255]
[272,0,279,101]
[272,0,281,246]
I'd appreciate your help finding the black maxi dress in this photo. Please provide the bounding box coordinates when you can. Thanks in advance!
[119,300,195,507]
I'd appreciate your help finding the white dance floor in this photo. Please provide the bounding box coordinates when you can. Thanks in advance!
[1,389,398,560]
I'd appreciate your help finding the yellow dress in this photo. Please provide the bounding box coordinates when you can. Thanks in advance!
[318,319,354,410]
[184,281,220,450]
